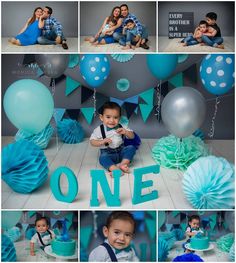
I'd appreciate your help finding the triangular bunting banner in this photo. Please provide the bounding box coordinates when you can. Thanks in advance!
[21,223,29,233]
[184,63,198,83]
[223,222,228,230]
[139,88,154,105]
[66,109,80,120]
[51,218,58,228]
[146,211,156,219]
[53,228,61,236]
[65,76,80,96]
[145,218,156,240]
[125,95,139,104]
[37,67,44,77]
[54,108,66,124]
[124,102,138,119]
[68,54,80,68]
[65,213,73,230]
[81,85,94,104]
[80,226,93,248]
[209,214,217,230]
[50,74,66,86]
[166,223,172,232]
[110,97,124,106]
[134,107,138,114]
[96,93,110,113]
[81,107,94,125]
[28,211,36,218]
[180,222,187,231]
[139,104,153,122]
[169,73,183,88]
[172,211,180,217]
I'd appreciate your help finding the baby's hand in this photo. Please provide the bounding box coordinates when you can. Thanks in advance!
[102,138,112,145]
[30,251,35,256]
[116,128,126,135]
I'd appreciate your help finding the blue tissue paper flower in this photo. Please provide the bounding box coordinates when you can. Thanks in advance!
[171,228,185,241]
[4,227,22,242]
[26,228,36,240]
[159,232,176,250]
[111,54,134,63]
[158,238,169,261]
[173,253,204,262]
[183,156,235,209]
[2,140,48,193]
[15,124,54,149]
[229,243,235,262]
[193,129,205,140]
[1,234,17,262]
[57,119,84,144]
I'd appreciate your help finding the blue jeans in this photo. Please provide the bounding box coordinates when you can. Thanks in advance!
[201,35,223,47]
[37,27,65,45]
[113,32,123,42]
[181,35,199,46]
[119,27,149,46]
[99,145,136,170]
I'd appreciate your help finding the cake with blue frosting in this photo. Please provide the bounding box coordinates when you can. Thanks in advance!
[190,233,209,250]
[51,237,76,256]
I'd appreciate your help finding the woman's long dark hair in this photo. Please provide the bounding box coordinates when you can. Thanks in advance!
[28,7,42,25]
[108,6,121,21]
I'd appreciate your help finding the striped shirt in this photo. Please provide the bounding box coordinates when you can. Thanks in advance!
[122,13,143,36]
[42,16,63,36]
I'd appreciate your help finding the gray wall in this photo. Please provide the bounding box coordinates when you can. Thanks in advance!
[158,1,235,36]
[2,54,235,139]
[2,1,78,37]
[80,1,156,35]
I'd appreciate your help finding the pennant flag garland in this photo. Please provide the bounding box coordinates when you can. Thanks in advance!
[68,54,80,68]
[139,104,153,122]
[172,211,180,218]
[139,88,154,105]
[81,108,94,125]
[51,218,58,228]
[66,109,80,120]
[50,74,66,86]
[28,211,36,218]
[209,214,217,230]
[80,226,93,248]
[124,102,138,119]
[37,67,44,77]
[169,72,183,88]
[81,86,94,104]
[180,222,187,231]
[166,223,173,232]
[21,223,29,233]
[65,76,80,96]
[53,108,66,124]
[124,95,139,104]
[110,97,124,106]
[145,218,156,240]
[65,213,73,230]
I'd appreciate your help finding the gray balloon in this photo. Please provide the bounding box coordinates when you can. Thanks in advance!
[35,54,69,78]
[161,87,206,138]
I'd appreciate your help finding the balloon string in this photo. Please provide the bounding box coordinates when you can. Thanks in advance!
[93,88,97,117]
[154,80,162,121]
[92,211,98,238]
[208,97,220,138]
[174,137,183,176]
[50,79,59,152]
[206,93,234,102]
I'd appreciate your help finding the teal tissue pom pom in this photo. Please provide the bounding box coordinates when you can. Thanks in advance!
[15,124,54,149]
[111,54,134,62]
[4,227,22,242]
[2,140,48,193]
[193,129,205,140]
[171,228,185,241]
[152,135,209,170]
[26,228,36,240]
[229,243,235,261]
[57,119,84,144]
[1,234,17,262]
[116,78,130,91]
[158,238,169,261]
[217,233,234,252]
[159,232,176,250]
[183,156,235,209]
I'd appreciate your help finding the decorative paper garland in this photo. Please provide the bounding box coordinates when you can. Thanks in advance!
[217,233,235,252]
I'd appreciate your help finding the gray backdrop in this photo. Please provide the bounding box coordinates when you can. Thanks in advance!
[2,1,78,37]
[1,54,235,139]
[80,1,156,35]
[158,1,235,36]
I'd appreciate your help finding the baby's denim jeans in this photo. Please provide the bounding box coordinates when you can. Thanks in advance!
[99,145,136,170]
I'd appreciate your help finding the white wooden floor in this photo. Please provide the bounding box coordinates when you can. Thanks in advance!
[80,36,156,53]
[158,36,235,53]
[1,38,78,53]
[166,240,229,262]
[1,137,234,210]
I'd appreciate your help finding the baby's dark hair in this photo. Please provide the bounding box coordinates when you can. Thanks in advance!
[100,101,121,116]
[106,211,136,232]
[35,216,49,226]
[206,12,217,20]
[45,6,53,15]
[189,215,200,222]
[107,17,117,26]
[199,20,208,26]
[125,19,135,25]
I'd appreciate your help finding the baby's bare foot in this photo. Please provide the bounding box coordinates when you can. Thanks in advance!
[118,163,130,173]
[217,44,224,49]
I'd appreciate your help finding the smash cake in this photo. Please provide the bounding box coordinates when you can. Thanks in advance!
[51,237,76,256]
[190,233,209,250]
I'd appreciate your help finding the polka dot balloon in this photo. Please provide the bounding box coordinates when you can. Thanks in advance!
[200,54,235,95]
[80,55,110,88]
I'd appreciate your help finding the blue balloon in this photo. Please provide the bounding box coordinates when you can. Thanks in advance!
[200,54,235,95]
[3,79,54,134]
[147,54,178,80]
[80,55,110,88]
